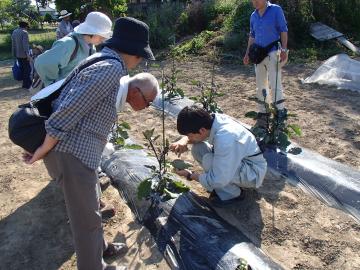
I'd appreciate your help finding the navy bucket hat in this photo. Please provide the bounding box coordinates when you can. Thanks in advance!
[103,17,155,61]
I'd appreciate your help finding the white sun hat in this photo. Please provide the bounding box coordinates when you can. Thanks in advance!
[58,10,72,19]
[74,12,112,39]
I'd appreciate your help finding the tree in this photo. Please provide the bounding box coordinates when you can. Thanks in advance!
[44,13,53,23]
[0,0,12,30]
[55,0,127,21]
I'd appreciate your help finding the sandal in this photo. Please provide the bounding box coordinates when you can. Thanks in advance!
[103,242,128,258]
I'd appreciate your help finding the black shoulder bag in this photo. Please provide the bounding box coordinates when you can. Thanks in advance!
[248,40,280,64]
[8,55,121,153]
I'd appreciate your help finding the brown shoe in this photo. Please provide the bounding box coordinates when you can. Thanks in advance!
[101,204,116,220]
[103,242,128,258]
[99,177,111,191]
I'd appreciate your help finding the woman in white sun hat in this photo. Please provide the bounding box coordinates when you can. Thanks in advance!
[34,12,112,87]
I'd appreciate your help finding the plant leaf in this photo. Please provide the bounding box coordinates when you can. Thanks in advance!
[171,180,190,192]
[137,179,152,200]
[115,137,125,146]
[144,165,157,171]
[288,124,302,136]
[153,135,161,142]
[245,111,258,119]
[143,128,155,140]
[119,122,131,130]
[118,130,129,139]
[288,147,302,155]
[124,144,143,150]
[277,132,291,150]
[163,188,179,199]
[171,159,193,170]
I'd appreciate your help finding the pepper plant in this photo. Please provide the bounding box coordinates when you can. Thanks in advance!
[137,73,190,201]
[245,90,302,154]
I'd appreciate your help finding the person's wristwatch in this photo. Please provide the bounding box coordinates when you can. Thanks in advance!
[281,48,288,53]
[186,171,193,181]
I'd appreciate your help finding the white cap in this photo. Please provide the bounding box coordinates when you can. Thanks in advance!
[74,12,112,39]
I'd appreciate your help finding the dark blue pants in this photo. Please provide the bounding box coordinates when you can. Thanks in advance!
[17,57,32,89]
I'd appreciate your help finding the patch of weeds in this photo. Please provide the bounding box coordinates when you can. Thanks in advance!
[172,30,215,56]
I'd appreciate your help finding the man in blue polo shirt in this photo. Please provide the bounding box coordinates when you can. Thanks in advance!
[243,0,288,127]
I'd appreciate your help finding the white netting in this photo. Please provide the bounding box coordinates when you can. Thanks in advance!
[303,54,360,92]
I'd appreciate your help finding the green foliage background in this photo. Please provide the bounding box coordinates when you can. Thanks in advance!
[129,0,360,61]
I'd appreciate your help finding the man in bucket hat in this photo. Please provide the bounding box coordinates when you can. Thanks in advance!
[35,11,113,88]
[56,10,73,39]
[23,17,155,270]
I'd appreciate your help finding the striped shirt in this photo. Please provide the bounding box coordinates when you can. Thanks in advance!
[11,27,30,58]
[45,47,128,170]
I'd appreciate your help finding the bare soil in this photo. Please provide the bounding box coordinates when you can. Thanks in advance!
[0,57,359,270]
[0,60,167,270]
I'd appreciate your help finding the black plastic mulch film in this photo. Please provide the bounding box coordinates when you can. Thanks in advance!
[100,95,360,270]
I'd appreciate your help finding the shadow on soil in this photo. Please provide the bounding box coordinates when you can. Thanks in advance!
[0,181,74,270]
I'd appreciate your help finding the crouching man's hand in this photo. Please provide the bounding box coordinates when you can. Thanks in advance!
[175,169,199,182]
[170,136,189,157]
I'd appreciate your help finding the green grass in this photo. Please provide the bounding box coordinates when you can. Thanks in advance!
[0,29,56,61]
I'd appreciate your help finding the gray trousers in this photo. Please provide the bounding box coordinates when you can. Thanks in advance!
[44,151,106,270]
[191,142,266,199]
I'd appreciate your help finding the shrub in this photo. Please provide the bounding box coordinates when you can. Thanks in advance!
[173,30,216,56]
[223,32,242,51]
[143,3,184,49]
[222,0,253,50]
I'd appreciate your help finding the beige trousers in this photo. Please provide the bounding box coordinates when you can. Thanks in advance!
[255,50,287,112]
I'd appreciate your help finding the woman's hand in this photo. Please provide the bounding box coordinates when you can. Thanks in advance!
[23,135,59,164]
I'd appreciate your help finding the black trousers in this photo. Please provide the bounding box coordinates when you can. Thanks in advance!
[17,57,32,89]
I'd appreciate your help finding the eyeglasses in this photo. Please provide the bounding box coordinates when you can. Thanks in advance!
[136,87,152,108]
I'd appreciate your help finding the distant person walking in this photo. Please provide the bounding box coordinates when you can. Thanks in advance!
[56,10,73,40]
[11,21,32,89]
[35,12,112,87]
[243,0,289,127]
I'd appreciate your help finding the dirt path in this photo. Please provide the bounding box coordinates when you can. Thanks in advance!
[0,56,359,270]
